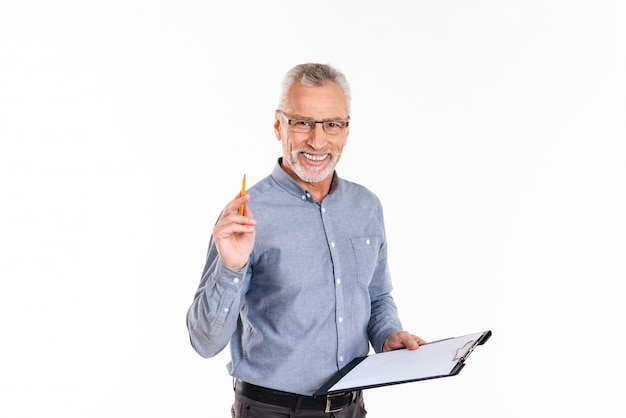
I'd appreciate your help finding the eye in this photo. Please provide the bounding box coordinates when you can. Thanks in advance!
[293,120,311,127]
[326,121,346,130]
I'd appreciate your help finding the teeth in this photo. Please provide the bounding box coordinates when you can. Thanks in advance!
[303,152,328,161]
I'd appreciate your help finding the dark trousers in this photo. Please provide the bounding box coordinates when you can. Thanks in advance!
[231,389,367,418]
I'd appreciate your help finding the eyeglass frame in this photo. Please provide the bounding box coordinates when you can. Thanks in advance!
[277,110,350,135]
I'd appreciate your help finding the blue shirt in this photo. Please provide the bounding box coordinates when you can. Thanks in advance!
[187,159,403,395]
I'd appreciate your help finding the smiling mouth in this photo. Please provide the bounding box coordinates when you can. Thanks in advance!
[302,152,329,162]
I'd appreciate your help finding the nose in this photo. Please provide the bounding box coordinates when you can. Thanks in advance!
[306,123,327,150]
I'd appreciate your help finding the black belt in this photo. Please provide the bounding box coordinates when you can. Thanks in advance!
[236,380,360,413]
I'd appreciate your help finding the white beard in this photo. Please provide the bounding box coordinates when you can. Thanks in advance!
[289,151,337,183]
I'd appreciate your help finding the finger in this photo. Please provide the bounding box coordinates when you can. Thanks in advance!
[219,196,253,222]
[214,221,254,236]
[402,333,420,350]
[235,194,254,216]
[214,214,256,235]
[383,332,407,352]
[227,193,249,214]
[414,335,427,345]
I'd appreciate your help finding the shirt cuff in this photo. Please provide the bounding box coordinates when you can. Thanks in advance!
[215,259,248,290]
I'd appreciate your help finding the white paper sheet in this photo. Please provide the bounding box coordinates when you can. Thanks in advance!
[329,332,484,392]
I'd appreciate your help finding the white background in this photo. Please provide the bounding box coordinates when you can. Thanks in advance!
[1,1,624,417]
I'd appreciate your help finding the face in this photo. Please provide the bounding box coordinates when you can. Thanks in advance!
[274,81,350,185]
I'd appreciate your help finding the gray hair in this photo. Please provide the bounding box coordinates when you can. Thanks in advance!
[278,63,351,114]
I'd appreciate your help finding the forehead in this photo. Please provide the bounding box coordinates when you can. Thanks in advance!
[284,81,349,118]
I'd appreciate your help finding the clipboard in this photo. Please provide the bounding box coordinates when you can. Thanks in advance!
[314,330,491,397]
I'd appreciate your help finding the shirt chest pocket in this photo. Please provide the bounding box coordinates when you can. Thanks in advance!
[350,236,382,287]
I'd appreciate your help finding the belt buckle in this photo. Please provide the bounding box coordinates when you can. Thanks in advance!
[324,392,348,413]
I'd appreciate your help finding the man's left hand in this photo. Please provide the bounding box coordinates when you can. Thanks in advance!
[382,331,426,352]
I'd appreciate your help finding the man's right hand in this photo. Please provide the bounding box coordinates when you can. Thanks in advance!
[212,193,257,270]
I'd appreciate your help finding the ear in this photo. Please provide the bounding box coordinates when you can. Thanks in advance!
[273,110,282,140]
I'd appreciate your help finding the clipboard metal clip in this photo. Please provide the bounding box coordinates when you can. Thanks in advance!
[453,339,476,362]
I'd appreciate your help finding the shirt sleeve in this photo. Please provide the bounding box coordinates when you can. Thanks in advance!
[186,238,250,358]
[369,293,403,352]
[366,232,404,353]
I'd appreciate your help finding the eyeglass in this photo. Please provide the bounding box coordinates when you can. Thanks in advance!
[278,110,349,135]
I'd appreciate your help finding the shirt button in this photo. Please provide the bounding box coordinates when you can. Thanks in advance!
[330,242,335,248]
[233,278,240,284]
[322,207,326,213]
[336,278,341,285]
[301,195,306,200]
[339,356,344,362]
[338,317,344,323]
[366,239,370,245]
[306,192,311,198]
[223,307,229,313]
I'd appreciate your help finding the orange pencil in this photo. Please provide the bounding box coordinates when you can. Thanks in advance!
[239,174,246,215]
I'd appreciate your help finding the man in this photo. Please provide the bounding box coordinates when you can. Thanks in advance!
[187,63,425,417]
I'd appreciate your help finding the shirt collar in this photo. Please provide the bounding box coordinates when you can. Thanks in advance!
[272,158,340,199]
